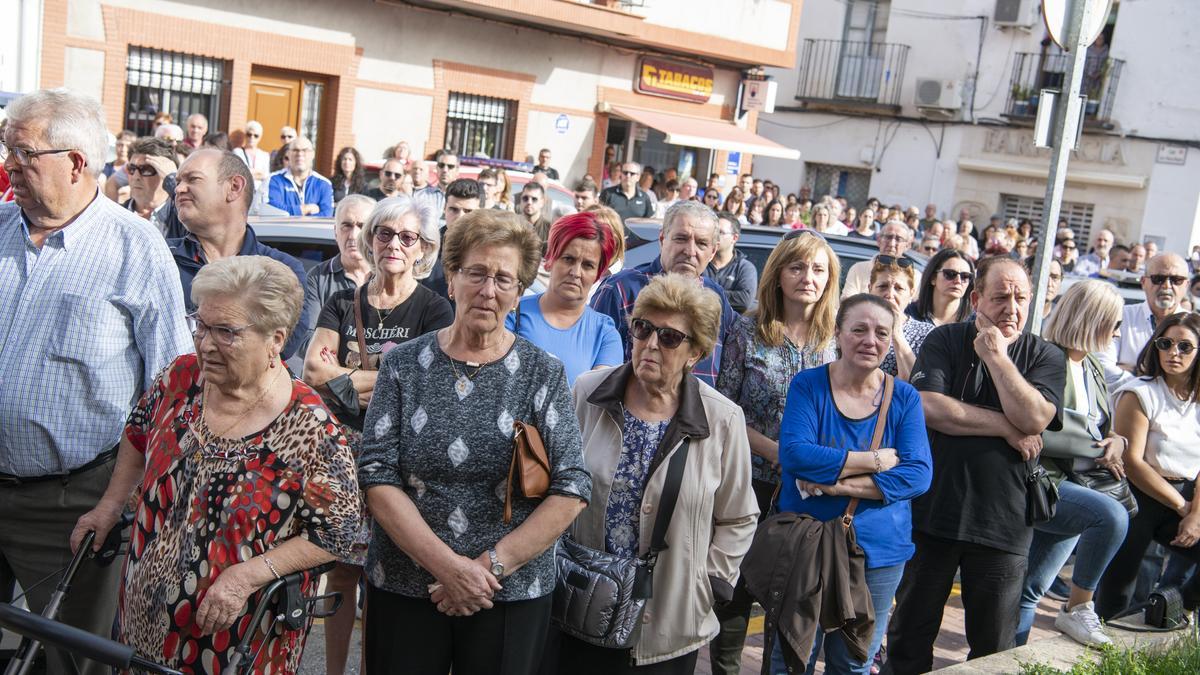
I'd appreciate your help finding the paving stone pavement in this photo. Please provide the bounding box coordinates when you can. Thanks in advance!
[298,588,1064,674]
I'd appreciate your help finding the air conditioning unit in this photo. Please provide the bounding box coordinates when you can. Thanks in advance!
[994,0,1035,27]
[915,78,963,111]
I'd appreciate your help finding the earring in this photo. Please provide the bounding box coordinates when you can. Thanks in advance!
[269,353,277,369]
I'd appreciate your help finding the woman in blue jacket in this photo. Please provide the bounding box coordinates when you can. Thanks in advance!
[779,294,932,675]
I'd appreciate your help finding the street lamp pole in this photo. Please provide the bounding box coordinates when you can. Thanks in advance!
[1027,0,1108,333]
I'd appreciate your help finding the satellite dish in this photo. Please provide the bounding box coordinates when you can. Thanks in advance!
[1042,0,1112,51]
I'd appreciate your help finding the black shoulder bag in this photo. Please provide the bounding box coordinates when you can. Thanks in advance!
[551,439,690,650]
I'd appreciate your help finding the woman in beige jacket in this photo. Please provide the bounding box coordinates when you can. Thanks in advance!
[552,274,759,673]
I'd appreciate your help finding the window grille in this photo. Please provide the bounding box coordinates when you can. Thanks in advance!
[124,47,229,136]
[444,92,516,159]
[1000,193,1095,243]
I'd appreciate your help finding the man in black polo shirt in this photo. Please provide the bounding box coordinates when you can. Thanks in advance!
[599,161,655,223]
[886,256,1065,674]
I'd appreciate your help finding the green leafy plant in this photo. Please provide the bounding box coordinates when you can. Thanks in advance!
[1018,635,1200,675]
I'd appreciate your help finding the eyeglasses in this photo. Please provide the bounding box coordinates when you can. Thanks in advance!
[939,269,974,282]
[621,171,639,177]
[878,234,911,244]
[0,142,73,165]
[187,313,250,346]
[382,171,404,179]
[457,267,519,292]
[1154,337,1196,355]
[245,132,261,138]
[374,228,421,247]
[1149,274,1188,287]
[124,162,159,177]
[876,255,913,268]
[436,162,458,170]
[629,318,692,349]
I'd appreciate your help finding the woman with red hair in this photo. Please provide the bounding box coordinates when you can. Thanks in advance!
[506,212,623,385]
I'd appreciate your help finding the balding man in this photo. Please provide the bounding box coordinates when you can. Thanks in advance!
[0,88,191,674]
[842,220,914,297]
[171,148,311,358]
[590,200,737,386]
[1098,253,1190,389]
[183,112,208,149]
[267,136,333,217]
[599,161,654,223]
[1074,228,1115,277]
[888,256,1065,671]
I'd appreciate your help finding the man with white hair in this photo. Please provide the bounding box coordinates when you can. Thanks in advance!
[1074,228,1115,277]
[842,219,915,297]
[1098,252,1190,389]
[183,113,208,149]
[590,200,738,386]
[0,88,191,674]
[266,135,333,217]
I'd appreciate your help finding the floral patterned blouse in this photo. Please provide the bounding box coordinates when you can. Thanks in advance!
[717,317,837,484]
[880,318,936,377]
[120,354,362,675]
[604,410,670,557]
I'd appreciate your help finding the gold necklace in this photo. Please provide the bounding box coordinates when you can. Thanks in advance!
[200,366,284,442]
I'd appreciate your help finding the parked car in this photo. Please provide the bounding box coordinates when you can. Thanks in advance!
[622,219,927,287]
[1059,272,1145,305]
[249,216,337,272]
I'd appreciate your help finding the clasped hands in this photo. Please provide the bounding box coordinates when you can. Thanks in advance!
[797,448,899,497]
[429,551,502,617]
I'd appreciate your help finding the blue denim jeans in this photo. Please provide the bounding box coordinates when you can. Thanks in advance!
[803,563,905,675]
[1015,480,1129,645]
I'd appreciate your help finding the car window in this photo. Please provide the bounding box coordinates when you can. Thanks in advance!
[736,243,878,287]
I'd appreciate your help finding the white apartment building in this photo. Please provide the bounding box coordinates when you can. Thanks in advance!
[756,0,1200,254]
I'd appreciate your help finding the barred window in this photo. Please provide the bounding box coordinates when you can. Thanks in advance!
[1000,193,1095,244]
[444,92,516,159]
[125,47,229,136]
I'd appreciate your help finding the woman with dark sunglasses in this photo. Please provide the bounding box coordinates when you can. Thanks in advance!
[557,274,758,673]
[907,249,975,326]
[1097,312,1200,620]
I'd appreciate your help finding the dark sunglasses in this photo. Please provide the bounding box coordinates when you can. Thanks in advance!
[1154,337,1196,355]
[374,228,421,247]
[382,170,404,179]
[875,255,913,268]
[621,170,639,177]
[940,269,973,282]
[630,318,691,349]
[245,132,261,138]
[124,162,159,177]
[436,162,458,170]
[1150,274,1188,287]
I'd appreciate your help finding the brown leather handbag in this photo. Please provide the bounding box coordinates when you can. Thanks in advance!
[505,420,551,523]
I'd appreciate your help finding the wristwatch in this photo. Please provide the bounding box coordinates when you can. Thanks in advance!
[488,549,505,579]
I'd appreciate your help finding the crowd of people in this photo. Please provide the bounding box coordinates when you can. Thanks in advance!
[3,86,1200,675]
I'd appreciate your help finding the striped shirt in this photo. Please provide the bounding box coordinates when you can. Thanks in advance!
[0,193,192,476]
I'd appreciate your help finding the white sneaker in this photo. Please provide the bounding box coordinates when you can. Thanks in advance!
[1054,601,1112,646]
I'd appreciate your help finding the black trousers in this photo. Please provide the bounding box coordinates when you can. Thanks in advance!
[364,584,552,675]
[1096,481,1200,620]
[884,531,1026,675]
[709,479,778,675]
[551,632,699,675]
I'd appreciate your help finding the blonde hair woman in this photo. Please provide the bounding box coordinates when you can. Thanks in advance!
[711,230,840,670]
[1017,280,1130,646]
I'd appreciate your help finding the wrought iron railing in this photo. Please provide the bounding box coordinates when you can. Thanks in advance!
[795,39,909,108]
[1004,52,1124,125]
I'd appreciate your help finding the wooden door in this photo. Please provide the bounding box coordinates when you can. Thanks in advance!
[248,71,301,155]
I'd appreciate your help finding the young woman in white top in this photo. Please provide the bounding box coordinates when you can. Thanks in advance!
[1096,311,1200,619]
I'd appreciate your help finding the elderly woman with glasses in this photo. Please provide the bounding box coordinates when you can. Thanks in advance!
[552,273,758,674]
[234,120,270,182]
[302,195,452,674]
[709,229,841,673]
[868,257,934,380]
[122,136,179,236]
[71,256,362,674]
[356,209,591,675]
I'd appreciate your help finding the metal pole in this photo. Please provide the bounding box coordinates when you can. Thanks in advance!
[1027,0,1101,334]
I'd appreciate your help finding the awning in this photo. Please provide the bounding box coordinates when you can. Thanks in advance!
[610,105,800,160]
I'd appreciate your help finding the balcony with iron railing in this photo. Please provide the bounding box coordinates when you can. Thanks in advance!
[795,39,909,112]
[1004,52,1125,128]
